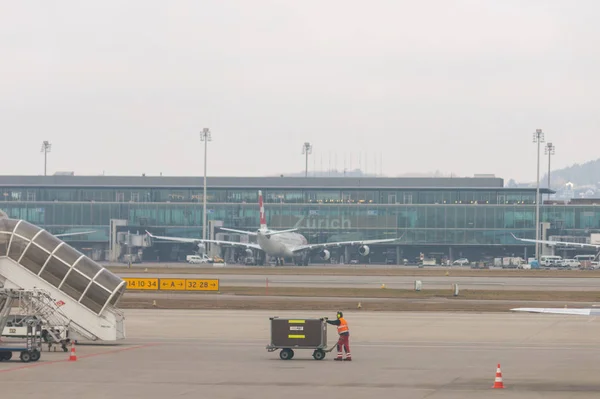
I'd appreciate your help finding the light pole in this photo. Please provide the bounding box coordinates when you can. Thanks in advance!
[302,142,312,177]
[41,141,51,176]
[545,142,555,201]
[533,129,545,261]
[200,128,212,242]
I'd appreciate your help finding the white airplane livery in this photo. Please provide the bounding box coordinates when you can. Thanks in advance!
[146,190,402,265]
[511,233,600,251]
[510,233,600,316]
[53,231,97,238]
[1,209,94,238]
[511,307,600,316]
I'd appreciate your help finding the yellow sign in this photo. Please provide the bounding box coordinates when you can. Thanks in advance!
[185,279,219,291]
[159,279,186,291]
[123,278,218,291]
[123,278,159,291]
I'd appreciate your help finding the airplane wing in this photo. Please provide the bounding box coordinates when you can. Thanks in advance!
[54,231,96,238]
[511,233,600,249]
[145,231,261,250]
[265,228,299,236]
[219,227,299,237]
[511,307,600,316]
[290,235,403,253]
[219,228,258,236]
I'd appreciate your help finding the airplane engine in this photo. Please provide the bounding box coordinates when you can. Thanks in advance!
[319,249,331,261]
[358,245,370,256]
[245,248,253,256]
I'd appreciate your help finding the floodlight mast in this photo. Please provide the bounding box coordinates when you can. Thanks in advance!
[41,141,51,176]
[302,142,312,177]
[545,142,555,201]
[200,128,212,242]
[533,129,545,261]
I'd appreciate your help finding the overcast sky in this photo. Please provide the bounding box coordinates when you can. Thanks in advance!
[1,0,598,182]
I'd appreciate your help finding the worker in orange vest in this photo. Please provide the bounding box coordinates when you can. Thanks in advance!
[326,311,351,361]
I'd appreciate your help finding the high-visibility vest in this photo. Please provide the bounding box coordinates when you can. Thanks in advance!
[337,318,349,334]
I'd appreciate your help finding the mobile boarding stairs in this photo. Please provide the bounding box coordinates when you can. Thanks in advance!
[0,216,127,344]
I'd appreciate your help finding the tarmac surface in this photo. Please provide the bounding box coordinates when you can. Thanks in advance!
[2,310,600,398]
[117,272,600,291]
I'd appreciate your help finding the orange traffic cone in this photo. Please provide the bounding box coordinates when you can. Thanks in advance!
[492,363,504,389]
[69,342,77,361]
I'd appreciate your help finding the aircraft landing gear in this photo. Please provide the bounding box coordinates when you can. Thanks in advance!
[257,254,265,266]
[295,255,309,266]
[268,256,284,266]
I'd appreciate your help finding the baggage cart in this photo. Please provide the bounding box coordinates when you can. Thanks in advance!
[0,322,42,363]
[265,316,336,360]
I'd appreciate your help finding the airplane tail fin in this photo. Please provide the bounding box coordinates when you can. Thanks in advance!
[259,190,267,230]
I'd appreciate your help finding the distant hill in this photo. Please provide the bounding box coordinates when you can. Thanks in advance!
[278,159,600,191]
[543,158,600,188]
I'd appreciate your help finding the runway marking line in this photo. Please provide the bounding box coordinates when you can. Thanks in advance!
[0,342,160,374]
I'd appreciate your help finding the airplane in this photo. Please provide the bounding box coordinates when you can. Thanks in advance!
[145,190,403,266]
[53,231,96,238]
[510,233,600,316]
[1,210,95,238]
[511,307,600,316]
[510,233,600,251]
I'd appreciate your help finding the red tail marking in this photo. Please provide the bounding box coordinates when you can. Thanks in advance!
[259,191,266,226]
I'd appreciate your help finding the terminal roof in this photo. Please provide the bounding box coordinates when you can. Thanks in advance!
[0,175,513,189]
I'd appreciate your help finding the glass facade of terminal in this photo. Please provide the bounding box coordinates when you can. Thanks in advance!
[1,180,600,261]
[1,186,539,205]
[1,196,600,245]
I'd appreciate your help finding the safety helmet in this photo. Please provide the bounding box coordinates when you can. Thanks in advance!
[337,311,343,319]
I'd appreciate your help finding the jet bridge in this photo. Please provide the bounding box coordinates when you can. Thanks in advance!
[0,215,126,342]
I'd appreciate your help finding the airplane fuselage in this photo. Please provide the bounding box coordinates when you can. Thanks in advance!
[256,231,307,258]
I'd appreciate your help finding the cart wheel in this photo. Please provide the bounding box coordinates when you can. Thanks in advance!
[0,351,11,361]
[30,350,41,362]
[313,350,326,360]
[20,351,31,363]
[279,349,293,360]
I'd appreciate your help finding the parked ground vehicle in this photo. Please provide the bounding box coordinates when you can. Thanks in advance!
[540,255,562,267]
[559,259,581,268]
[186,254,211,264]
[574,255,599,269]
[493,257,525,268]
[452,258,469,266]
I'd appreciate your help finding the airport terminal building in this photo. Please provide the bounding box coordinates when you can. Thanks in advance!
[0,175,597,264]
